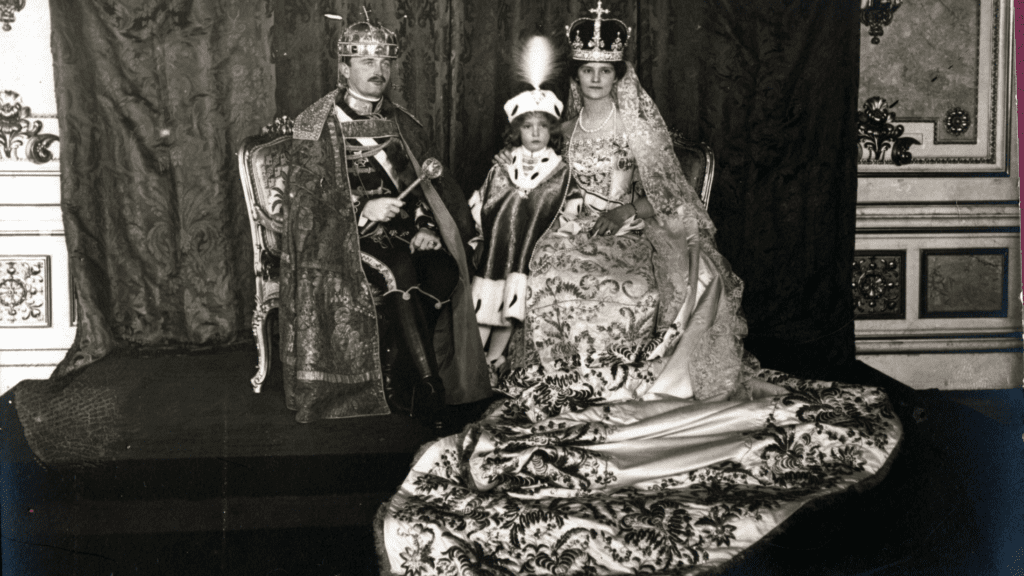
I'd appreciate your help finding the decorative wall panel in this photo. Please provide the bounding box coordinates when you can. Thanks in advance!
[0,89,60,174]
[852,251,905,320]
[0,256,50,327]
[857,0,1011,174]
[0,0,72,395]
[854,228,1021,356]
[920,248,1008,318]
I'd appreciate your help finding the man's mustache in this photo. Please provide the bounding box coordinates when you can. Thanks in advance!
[368,76,386,84]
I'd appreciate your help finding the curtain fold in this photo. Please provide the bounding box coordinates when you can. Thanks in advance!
[636,0,861,375]
[50,0,276,378]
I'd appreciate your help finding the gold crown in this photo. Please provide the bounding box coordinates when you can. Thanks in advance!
[329,9,399,59]
[565,1,631,62]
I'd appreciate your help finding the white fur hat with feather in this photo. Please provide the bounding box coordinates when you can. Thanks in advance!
[503,36,564,123]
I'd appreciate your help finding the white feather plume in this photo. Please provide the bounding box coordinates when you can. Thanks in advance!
[515,36,559,91]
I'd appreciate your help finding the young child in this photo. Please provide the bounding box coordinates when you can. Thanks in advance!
[469,37,571,371]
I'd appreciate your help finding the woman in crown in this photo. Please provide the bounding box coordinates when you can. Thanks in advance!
[376,4,900,574]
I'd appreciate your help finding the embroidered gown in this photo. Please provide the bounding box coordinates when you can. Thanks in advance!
[376,66,902,575]
[505,133,666,421]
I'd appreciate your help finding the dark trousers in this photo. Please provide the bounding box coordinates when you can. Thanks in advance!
[360,240,459,412]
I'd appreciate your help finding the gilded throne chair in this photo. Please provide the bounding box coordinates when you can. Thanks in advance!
[238,117,294,393]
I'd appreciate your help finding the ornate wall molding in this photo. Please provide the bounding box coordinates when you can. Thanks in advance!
[858,0,1012,175]
[854,203,1020,230]
[853,251,906,320]
[944,107,971,136]
[857,97,919,166]
[0,0,26,32]
[0,256,50,327]
[860,0,902,45]
[0,90,59,164]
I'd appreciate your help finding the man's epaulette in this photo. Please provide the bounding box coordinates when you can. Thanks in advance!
[392,102,423,128]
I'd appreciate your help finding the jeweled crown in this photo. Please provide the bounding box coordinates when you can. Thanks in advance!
[565,0,631,62]
[329,9,399,59]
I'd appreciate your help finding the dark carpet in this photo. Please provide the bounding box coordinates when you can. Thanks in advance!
[2,349,1022,575]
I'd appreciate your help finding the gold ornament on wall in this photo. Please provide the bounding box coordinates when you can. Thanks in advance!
[0,257,49,327]
[0,0,26,32]
[0,90,59,164]
[861,0,902,45]
[858,97,920,166]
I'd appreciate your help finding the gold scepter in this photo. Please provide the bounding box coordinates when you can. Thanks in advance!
[396,157,444,200]
[359,158,444,233]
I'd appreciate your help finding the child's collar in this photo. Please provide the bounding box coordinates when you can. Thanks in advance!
[506,146,561,191]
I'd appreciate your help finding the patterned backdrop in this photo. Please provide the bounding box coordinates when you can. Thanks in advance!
[50,0,276,377]
[51,0,860,380]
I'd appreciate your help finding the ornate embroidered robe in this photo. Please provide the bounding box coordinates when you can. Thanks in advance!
[279,89,489,422]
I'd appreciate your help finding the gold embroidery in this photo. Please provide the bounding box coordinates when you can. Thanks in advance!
[296,369,378,384]
[360,253,398,291]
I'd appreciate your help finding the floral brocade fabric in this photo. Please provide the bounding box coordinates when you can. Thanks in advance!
[496,132,662,423]
[505,228,660,423]
[380,367,901,575]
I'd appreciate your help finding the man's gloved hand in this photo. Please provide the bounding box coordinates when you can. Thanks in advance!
[410,228,443,252]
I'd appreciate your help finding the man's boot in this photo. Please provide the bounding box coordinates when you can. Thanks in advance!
[378,313,411,414]
[384,292,446,428]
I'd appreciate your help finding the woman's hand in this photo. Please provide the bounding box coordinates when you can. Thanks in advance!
[362,197,404,222]
[492,147,515,166]
[410,228,443,252]
[589,204,636,237]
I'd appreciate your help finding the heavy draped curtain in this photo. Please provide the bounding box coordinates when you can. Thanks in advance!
[49,0,276,377]
[638,1,862,375]
[51,0,859,380]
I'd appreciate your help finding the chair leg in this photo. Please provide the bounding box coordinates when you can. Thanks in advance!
[251,302,273,393]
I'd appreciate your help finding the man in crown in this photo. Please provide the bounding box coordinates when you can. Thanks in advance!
[279,12,489,426]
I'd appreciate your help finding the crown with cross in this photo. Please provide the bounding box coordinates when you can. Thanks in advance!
[327,7,400,60]
[565,1,631,62]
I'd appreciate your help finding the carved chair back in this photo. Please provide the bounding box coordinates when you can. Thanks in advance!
[669,134,715,210]
[237,117,293,392]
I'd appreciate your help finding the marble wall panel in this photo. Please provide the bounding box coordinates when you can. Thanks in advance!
[920,248,1009,318]
[857,0,1011,174]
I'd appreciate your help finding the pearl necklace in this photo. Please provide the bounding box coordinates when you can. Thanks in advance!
[576,105,616,133]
